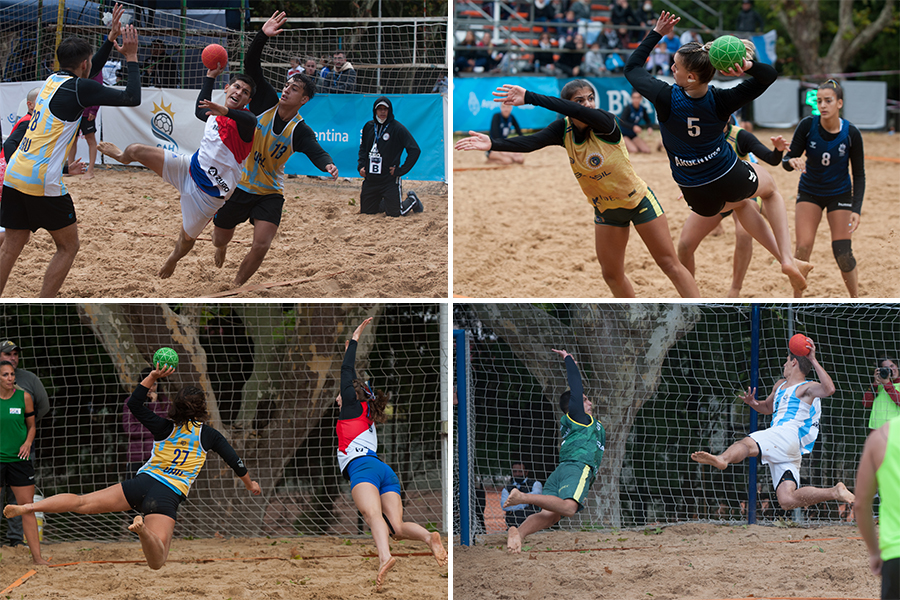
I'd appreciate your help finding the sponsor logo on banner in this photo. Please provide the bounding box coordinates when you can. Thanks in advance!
[151,101,178,151]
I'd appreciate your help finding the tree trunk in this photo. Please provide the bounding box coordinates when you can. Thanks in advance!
[469,303,700,527]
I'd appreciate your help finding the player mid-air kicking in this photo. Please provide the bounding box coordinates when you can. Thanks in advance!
[503,348,605,553]
[691,337,855,511]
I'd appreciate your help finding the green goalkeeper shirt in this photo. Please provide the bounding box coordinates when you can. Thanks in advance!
[0,388,28,462]
[559,413,606,470]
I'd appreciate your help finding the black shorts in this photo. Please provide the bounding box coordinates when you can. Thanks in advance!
[883,557,900,600]
[796,189,853,212]
[0,185,77,232]
[121,473,185,520]
[213,188,284,229]
[79,117,97,136]
[680,159,760,217]
[0,460,35,487]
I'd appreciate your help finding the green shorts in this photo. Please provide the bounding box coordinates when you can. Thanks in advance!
[542,462,595,512]
[593,188,664,228]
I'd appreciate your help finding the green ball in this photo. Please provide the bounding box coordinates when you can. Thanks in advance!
[153,347,179,370]
[708,35,747,72]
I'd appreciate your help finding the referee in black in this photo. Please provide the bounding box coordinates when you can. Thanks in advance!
[357,97,423,217]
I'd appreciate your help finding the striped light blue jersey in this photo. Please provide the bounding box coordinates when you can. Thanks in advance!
[771,381,821,455]
[138,420,207,496]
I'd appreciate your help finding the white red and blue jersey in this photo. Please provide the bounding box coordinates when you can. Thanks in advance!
[771,381,821,455]
[190,113,253,199]
[336,400,379,474]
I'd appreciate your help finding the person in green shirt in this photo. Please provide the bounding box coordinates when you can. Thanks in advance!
[855,416,900,599]
[503,349,605,554]
[862,358,900,431]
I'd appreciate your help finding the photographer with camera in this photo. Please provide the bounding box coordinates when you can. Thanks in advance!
[861,358,900,431]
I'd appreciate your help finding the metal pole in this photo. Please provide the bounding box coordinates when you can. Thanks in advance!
[748,304,761,524]
[377,0,382,92]
[440,305,449,536]
[455,329,470,546]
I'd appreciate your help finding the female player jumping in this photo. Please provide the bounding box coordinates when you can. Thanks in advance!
[625,11,810,294]
[337,317,447,591]
[782,79,865,297]
[3,365,261,569]
[455,81,700,298]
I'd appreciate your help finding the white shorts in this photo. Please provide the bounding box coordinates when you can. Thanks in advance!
[162,152,226,239]
[749,426,802,491]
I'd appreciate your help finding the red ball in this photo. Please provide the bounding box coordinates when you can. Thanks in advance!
[202,44,228,70]
[789,334,811,356]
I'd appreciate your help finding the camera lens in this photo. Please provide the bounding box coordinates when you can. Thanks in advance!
[879,366,892,379]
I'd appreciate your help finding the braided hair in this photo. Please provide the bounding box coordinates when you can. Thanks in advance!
[677,38,757,84]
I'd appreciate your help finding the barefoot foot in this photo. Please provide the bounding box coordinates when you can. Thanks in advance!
[503,488,525,509]
[158,257,178,279]
[782,262,807,292]
[376,556,396,591]
[506,526,522,554]
[214,245,227,268]
[32,557,51,566]
[690,451,728,470]
[428,531,447,567]
[128,515,145,535]
[3,503,29,518]
[835,481,855,505]
[97,142,125,163]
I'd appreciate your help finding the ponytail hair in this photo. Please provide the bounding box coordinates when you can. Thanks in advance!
[354,379,390,424]
[817,78,843,101]
[678,38,757,84]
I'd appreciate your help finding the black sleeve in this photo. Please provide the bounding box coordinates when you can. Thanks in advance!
[624,30,671,119]
[511,114,522,136]
[490,118,565,152]
[72,61,141,108]
[227,108,257,143]
[358,122,374,171]
[525,90,618,137]
[291,121,335,171]
[2,120,28,162]
[200,425,249,477]
[196,77,216,121]
[564,356,590,426]
[127,384,175,441]
[339,339,364,420]
[848,124,866,214]
[711,62,777,120]
[781,116,813,171]
[245,30,279,115]
[735,129,782,165]
[395,124,420,177]
[489,113,502,138]
[89,39,114,79]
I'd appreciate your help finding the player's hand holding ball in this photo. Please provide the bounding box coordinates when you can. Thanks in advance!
[789,334,812,357]
[152,347,178,378]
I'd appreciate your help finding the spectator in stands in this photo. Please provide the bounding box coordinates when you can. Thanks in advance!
[123,367,169,477]
[599,26,625,72]
[533,31,557,74]
[287,56,302,79]
[635,0,657,29]
[610,0,638,43]
[323,50,356,93]
[646,38,670,75]
[534,0,563,22]
[556,33,587,77]
[455,31,489,74]
[663,28,681,69]
[143,39,179,88]
[500,462,542,528]
[736,0,765,33]
[570,0,592,23]
[558,10,580,44]
[0,339,49,550]
[679,29,703,47]
[862,358,900,432]
[582,41,607,76]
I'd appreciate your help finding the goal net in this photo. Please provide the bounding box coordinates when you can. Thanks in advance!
[0,302,446,544]
[454,303,897,541]
[0,1,447,94]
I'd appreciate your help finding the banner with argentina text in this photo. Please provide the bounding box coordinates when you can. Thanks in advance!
[98,89,446,181]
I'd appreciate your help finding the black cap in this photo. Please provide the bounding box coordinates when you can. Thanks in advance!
[0,340,21,354]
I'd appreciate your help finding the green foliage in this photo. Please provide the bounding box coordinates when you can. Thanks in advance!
[251,1,447,19]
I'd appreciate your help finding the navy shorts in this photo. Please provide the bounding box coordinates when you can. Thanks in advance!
[796,190,853,213]
[0,460,35,487]
[213,187,285,228]
[681,160,760,217]
[121,473,184,520]
[346,456,401,495]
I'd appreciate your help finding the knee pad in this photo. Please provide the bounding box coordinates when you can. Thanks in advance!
[832,239,856,272]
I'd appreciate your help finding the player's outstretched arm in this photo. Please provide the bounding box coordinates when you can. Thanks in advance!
[239,472,262,495]
[455,131,492,152]
[803,339,836,398]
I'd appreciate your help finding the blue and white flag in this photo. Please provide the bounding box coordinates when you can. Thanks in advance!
[752,30,778,65]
